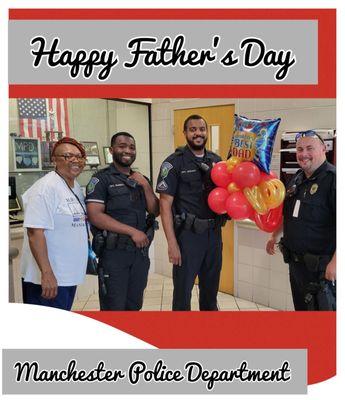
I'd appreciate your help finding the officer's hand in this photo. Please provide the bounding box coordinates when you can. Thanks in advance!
[131,230,150,248]
[41,270,58,299]
[130,171,148,187]
[266,237,276,255]
[325,260,336,282]
[168,242,182,266]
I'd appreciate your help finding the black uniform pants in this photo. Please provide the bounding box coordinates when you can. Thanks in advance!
[288,256,334,311]
[99,248,150,311]
[173,227,222,311]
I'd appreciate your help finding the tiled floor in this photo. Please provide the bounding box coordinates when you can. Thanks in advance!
[72,273,276,311]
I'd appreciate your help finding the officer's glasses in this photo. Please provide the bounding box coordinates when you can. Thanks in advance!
[55,153,86,162]
[295,130,324,144]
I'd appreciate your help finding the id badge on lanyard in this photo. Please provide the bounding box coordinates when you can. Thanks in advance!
[293,199,301,218]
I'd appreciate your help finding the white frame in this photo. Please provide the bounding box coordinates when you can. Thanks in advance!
[103,146,113,164]
[13,137,42,172]
[81,141,101,166]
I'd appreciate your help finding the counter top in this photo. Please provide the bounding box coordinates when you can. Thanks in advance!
[10,225,24,240]
[235,219,259,230]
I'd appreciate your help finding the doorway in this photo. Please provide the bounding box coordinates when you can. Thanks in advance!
[174,104,235,294]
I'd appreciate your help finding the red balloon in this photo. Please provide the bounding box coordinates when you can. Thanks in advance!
[254,204,283,233]
[260,170,278,183]
[211,161,233,188]
[207,188,229,214]
[248,206,256,221]
[232,161,261,189]
[225,191,253,220]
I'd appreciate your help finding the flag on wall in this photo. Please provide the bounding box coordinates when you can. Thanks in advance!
[17,98,70,140]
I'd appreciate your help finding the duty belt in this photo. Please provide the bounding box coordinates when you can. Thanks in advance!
[174,213,216,234]
[278,240,332,272]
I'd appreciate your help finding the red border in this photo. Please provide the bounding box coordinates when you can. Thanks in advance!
[8,9,336,98]
[8,8,335,20]
[9,85,335,98]
[78,311,336,386]
[9,84,333,99]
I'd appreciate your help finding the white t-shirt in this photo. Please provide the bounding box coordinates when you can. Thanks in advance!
[20,171,88,286]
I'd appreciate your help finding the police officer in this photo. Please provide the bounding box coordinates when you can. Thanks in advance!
[157,114,224,311]
[86,132,159,311]
[266,131,336,310]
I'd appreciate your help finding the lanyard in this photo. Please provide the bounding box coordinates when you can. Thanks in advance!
[55,170,90,240]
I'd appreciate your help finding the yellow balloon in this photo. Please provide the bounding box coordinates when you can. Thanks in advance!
[259,179,286,209]
[243,186,268,215]
[226,156,241,172]
[227,182,240,194]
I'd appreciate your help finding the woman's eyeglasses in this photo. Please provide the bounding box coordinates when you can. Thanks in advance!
[295,130,324,144]
[55,153,86,162]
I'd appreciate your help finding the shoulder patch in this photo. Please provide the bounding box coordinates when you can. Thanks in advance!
[86,177,99,195]
[157,180,168,191]
[160,162,173,179]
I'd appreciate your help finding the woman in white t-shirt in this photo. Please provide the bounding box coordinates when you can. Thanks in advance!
[20,137,88,310]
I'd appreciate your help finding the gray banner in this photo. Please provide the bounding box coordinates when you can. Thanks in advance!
[3,349,307,394]
[8,20,317,84]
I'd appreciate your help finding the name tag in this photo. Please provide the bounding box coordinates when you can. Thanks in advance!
[293,199,301,218]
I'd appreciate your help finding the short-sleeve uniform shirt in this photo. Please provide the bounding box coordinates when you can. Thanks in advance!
[156,146,221,219]
[283,160,336,255]
[85,164,148,232]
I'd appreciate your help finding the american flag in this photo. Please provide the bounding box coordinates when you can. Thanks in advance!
[17,98,70,140]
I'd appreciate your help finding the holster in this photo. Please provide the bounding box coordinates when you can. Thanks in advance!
[145,214,159,245]
[278,238,291,263]
[304,279,336,311]
[92,231,106,257]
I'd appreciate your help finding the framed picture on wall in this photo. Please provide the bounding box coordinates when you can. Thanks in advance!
[13,137,42,172]
[81,141,100,166]
[103,146,113,164]
[41,140,57,169]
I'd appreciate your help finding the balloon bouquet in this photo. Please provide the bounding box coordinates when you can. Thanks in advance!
[208,115,285,233]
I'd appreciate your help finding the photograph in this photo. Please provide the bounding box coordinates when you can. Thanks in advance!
[9,97,336,313]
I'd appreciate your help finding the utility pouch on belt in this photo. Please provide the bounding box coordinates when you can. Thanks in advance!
[184,213,195,231]
[173,213,185,232]
[106,232,118,250]
[193,218,209,234]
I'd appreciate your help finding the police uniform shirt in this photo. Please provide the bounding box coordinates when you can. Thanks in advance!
[156,145,221,219]
[85,164,148,232]
[283,160,336,256]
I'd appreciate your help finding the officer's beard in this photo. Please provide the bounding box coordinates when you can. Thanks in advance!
[187,136,208,151]
[112,152,136,167]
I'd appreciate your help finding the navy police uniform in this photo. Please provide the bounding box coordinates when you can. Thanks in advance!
[156,145,223,311]
[282,160,336,310]
[85,164,150,311]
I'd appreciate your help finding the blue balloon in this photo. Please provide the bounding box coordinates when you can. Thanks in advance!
[230,115,281,173]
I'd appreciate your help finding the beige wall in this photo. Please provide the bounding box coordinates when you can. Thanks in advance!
[150,98,336,279]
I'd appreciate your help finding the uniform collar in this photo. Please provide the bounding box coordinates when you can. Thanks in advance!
[183,145,207,160]
[302,160,328,181]
[108,163,133,177]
